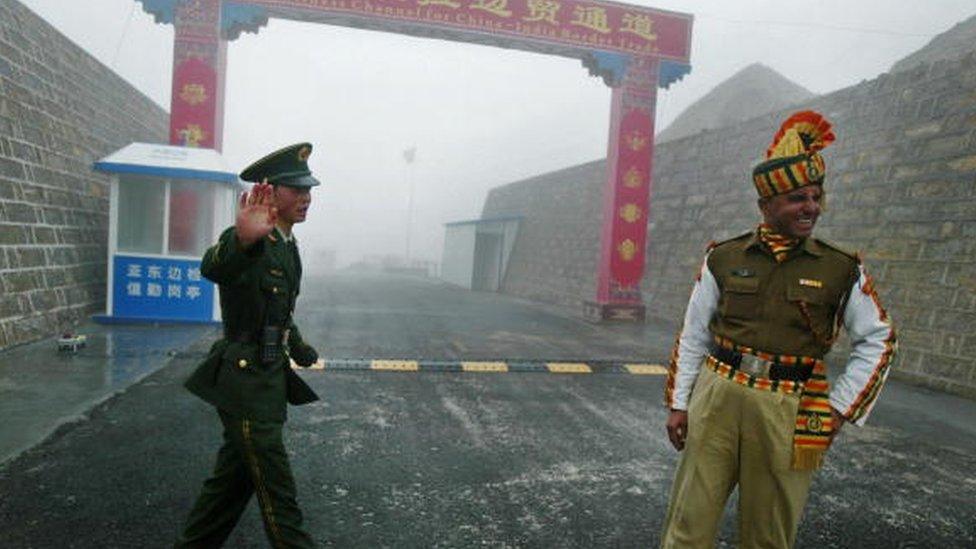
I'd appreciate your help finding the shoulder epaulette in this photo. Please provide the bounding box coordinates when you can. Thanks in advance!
[814,238,859,262]
[708,231,753,252]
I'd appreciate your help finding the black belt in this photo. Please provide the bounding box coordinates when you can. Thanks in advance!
[708,343,814,382]
[225,330,258,344]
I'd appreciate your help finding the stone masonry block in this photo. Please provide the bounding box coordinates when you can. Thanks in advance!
[944,264,976,288]
[1,201,37,223]
[942,333,965,356]
[0,223,27,244]
[919,353,971,380]
[12,247,45,268]
[932,310,976,333]
[948,155,976,172]
[953,286,976,311]
[903,180,974,200]
[869,238,923,261]
[0,156,24,179]
[896,328,940,352]
[882,262,946,285]
[0,294,21,318]
[2,270,42,293]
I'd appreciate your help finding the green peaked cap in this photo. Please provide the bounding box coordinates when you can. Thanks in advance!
[239,142,321,187]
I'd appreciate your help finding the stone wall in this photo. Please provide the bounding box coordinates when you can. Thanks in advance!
[483,52,976,398]
[482,161,604,308]
[0,0,168,347]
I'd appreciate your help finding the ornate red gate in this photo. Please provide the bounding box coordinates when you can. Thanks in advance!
[137,0,693,320]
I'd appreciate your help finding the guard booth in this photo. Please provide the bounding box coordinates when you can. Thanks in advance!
[92,143,242,324]
[441,217,520,291]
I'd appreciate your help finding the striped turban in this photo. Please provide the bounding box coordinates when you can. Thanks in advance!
[752,111,835,198]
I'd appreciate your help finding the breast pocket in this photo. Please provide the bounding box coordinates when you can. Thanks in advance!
[260,267,288,297]
[786,284,834,332]
[218,343,270,399]
[721,277,760,319]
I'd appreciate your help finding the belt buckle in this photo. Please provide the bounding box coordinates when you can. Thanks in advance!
[740,354,771,377]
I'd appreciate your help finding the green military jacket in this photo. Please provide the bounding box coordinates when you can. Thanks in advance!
[707,232,860,358]
[184,226,319,422]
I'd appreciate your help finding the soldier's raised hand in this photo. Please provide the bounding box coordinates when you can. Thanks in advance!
[236,180,278,248]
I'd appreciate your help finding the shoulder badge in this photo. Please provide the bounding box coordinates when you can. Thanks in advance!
[710,230,753,251]
[813,238,858,262]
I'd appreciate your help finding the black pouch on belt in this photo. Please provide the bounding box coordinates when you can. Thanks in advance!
[260,326,283,366]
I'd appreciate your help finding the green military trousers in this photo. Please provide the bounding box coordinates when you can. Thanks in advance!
[660,367,815,549]
[176,410,314,548]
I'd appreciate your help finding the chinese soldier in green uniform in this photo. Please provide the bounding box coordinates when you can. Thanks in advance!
[176,143,322,548]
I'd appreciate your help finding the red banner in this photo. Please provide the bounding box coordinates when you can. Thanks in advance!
[608,106,652,287]
[249,0,692,60]
[170,56,219,148]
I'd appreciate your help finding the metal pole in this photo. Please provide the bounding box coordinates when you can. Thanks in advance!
[405,163,414,262]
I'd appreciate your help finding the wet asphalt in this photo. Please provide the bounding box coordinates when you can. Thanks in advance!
[0,272,973,548]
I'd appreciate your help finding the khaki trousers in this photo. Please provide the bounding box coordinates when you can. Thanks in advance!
[661,367,814,549]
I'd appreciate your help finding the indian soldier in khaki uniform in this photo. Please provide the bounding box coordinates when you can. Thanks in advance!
[660,111,897,548]
[176,143,323,548]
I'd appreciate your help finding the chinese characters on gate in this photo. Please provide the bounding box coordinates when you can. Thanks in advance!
[124,262,204,302]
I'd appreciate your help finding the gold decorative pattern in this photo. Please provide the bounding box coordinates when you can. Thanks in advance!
[623,167,644,188]
[806,412,823,434]
[179,83,208,106]
[625,130,648,151]
[177,124,206,147]
[617,238,637,261]
[619,203,642,223]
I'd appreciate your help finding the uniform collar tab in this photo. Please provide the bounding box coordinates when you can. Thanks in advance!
[274,226,295,243]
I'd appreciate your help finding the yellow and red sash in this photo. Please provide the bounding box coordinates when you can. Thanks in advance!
[709,337,835,470]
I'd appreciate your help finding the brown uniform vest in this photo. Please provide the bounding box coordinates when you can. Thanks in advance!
[707,232,859,359]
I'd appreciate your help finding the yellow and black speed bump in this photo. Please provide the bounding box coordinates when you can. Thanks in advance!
[293,358,667,375]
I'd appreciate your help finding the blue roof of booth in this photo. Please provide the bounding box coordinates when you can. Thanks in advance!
[93,142,241,184]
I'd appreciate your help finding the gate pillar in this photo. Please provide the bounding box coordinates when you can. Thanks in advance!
[586,56,659,322]
[169,0,227,151]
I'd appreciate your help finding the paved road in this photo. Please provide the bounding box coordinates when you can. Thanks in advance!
[295,272,676,362]
[0,273,974,547]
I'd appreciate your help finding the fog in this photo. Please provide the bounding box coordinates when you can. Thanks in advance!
[16,0,976,270]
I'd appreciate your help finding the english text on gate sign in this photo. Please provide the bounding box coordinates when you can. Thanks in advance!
[249,0,692,59]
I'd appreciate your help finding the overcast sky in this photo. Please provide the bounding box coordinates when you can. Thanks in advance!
[15,0,976,269]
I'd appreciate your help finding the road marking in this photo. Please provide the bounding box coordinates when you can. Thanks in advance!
[371,360,420,371]
[461,361,509,372]
[290,359,327,370]
[624,364,667,375]
[293,359,668,375]
[546,362,592,374]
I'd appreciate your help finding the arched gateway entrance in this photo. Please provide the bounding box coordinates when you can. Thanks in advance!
[137,0,692,321]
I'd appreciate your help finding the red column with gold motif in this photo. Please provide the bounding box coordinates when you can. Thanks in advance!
[586,56,658,321]
[170,0,226,151]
